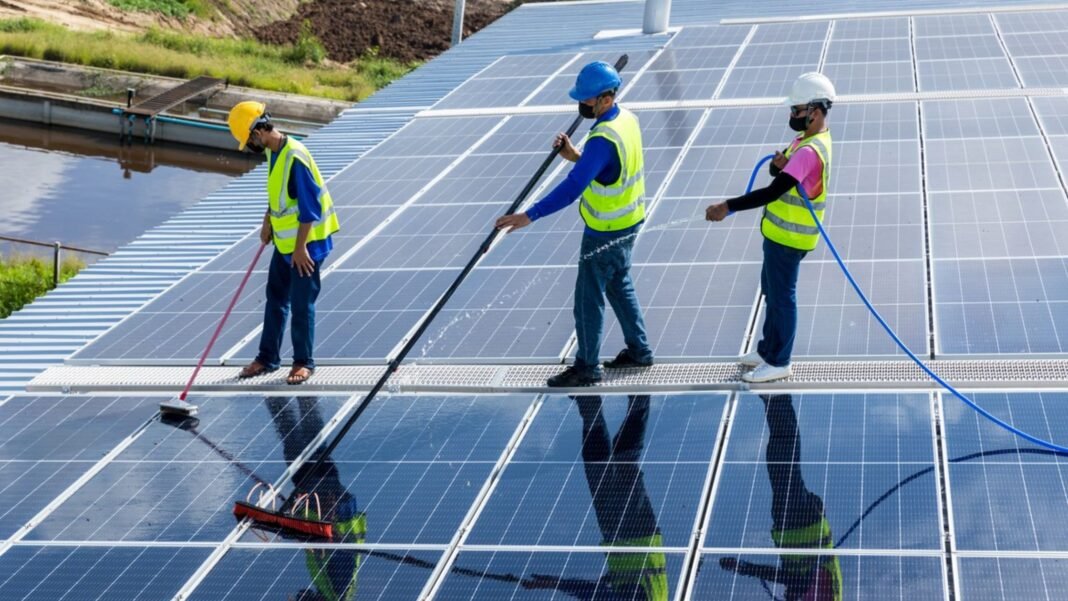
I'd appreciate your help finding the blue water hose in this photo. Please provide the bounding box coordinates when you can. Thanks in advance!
[744,154,1068,454]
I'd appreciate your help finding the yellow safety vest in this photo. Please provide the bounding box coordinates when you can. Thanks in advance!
[579,107,647,232]
[604,533,668,600]
[771,517,843,601]
[266,137,340,255]
[761,129,832,251]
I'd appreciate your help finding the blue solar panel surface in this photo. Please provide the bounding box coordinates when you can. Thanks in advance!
[8,5,1068,600]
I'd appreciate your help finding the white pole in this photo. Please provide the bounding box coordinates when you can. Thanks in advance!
[642,0,671,34]
[452,0,465,46]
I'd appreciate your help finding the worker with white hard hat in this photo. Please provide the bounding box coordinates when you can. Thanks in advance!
[705,72,836,383]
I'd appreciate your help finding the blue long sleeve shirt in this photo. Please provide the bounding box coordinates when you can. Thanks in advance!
[524,106,642,237]
[269,138,333,263]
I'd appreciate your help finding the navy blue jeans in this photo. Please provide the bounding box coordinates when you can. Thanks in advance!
[256,249,321,370]
[757,237,807,367]
[574,231,652,372]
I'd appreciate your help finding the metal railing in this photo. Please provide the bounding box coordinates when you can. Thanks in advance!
[0,234,108,288]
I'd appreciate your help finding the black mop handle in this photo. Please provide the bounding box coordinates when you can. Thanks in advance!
[305,54,630,473]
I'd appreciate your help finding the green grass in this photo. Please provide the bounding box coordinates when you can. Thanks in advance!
[0,18,416,101]
[107,0,213,20]
[0,255,83,319]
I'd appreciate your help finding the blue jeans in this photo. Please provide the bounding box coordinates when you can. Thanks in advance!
[757,237,807,367]
[256,249,321,370]
[574,231,652,372]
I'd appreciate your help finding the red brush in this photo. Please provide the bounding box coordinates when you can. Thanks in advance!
[233,483,334,539]
[233,501,333,539]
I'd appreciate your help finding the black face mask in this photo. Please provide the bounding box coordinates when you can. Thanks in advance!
[246,132,265,154]
[578,102,597,119]
[789,115,809,132]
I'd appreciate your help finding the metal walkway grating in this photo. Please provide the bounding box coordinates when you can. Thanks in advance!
[124,76,226,117]
[28,359,1068,395]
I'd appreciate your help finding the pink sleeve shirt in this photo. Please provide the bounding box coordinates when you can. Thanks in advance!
[782,140,825,199]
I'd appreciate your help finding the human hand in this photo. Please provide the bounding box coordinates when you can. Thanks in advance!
[705,202,730,222]
[495,213,532,233]
[772,150,787,170]
[292,245,315,277]
[554,132,579,162]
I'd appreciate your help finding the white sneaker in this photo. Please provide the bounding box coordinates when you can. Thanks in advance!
[742,362,792,383]
[739,350,763,367]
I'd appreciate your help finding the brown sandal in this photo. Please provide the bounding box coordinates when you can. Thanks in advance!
[238,360,275,379]
[287,364,315,385]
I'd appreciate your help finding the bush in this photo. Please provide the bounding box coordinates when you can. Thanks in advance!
[0,17,416,101]
[0,17,46,33]
[107,0,201,20]
[0,255,83,319]
[282,20,326,65]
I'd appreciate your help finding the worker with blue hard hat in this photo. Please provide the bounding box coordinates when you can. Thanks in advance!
[496,61,655,388]
[705,72,836,384]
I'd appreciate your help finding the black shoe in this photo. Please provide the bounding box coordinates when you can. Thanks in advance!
[547,365,603,388]
[603,348,654,369]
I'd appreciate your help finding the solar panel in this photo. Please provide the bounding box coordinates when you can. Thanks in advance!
[621,68,726,101]
[1013,55,1068,87]
[0,546,209,601]
[234,268,464,362]
[914,34,1007,61]
[831,17,910,41]
[942,392,1068,551]
[466,394,724,546]
[995,9,1068,35]
[193,548,441,600]
[957,557,1068,599]
[691,554,947,599]
[913,14,995,37]
[439,551,688,598]
[917,57,1019,91]
[433,76,547,110]
[824,37,912,63]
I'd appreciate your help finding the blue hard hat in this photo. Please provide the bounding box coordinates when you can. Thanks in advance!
[569,61,622,101]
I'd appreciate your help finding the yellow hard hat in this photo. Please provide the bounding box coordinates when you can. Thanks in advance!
[227,101,268,150]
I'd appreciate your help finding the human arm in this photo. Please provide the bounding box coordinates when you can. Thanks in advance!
[290,160,322,276]
[704,171,800,221]
[495,136,615,232]
[260,210,272,245]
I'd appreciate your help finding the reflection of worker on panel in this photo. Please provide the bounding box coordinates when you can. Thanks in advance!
[523,395,667,600]
[719,394,842,601]
[263,397,367,601]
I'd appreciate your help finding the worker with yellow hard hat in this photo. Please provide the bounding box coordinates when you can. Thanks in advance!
[705,72,836,384]
[227,101,339,385]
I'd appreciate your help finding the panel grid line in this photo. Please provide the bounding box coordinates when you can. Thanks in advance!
[422,395,545,599]
[678,393,735,601]
[934,392,963,601]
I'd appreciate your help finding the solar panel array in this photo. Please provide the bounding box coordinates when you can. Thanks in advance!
[5,6,1068,600]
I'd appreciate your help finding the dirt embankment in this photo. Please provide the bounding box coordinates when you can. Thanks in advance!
[255,0,516,63]
[0,0,302,37]
[0,0,523,63]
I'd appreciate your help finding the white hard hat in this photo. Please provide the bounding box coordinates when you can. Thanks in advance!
[785,72,837,107]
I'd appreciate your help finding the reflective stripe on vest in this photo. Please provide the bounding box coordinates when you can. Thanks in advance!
[772,517,843,601]
[579,107,647,232]
[305,512,366,601]
[761,130,832,251]
[603,533,668,601]
[266,138,340,255]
